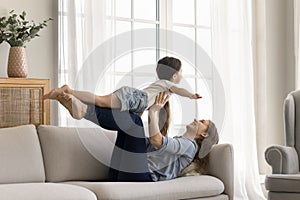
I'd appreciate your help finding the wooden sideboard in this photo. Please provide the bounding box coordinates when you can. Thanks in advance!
[0,78,50,128]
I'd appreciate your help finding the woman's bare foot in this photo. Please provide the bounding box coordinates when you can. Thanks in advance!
[43,85,73,100]
[57,92,87,120]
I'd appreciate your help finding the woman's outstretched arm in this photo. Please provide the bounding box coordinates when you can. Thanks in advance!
[148,92,169,147]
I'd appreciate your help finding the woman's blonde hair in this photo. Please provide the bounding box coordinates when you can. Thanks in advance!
[193,137,210,174]
[159,101,170,136]
[179,129,210,177]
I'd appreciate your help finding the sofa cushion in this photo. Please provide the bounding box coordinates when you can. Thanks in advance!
[0,124,45,184]
[38,125,116,182]
[0,183,97,200]
[66,175,225,200]
[265,174,300,192]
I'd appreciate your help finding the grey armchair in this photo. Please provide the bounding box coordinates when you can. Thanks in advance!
[265,90,300,200]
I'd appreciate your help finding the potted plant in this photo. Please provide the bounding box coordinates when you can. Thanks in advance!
[0,10,52,78]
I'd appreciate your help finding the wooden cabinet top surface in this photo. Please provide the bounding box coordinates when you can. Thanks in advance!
[0,78,50,85]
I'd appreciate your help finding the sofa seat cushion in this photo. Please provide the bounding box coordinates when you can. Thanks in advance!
[66,175,225,200]
[265,174,300,192]
[268,192,300,200]
[0,183,97,200]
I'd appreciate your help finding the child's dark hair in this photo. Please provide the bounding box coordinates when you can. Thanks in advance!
[156,56,182,80]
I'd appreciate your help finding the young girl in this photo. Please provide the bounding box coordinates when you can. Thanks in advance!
[43,56,201,119]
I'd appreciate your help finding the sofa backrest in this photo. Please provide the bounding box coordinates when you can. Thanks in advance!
[284,90,300,170]
[38,125,116,182]
[0,124,45,184]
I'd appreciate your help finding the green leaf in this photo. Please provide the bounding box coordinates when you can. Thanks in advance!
[20,11,26,20]
[0,10,52,46]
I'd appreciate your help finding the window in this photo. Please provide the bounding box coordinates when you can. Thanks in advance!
[169,0,213,135]
[59,0,213,135]
[105,0,213,136]
[104,0,159,90]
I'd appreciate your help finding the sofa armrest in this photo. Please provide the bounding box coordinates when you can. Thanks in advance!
[207,143,234,200]
[265,145,299,174]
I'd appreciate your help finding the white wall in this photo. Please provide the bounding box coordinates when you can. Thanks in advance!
[0,0,58,125]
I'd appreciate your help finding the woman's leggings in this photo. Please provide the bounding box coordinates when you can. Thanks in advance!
[84,104,153,182]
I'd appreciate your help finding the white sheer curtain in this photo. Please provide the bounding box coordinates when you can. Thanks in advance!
[58,0,266,198]
[58,0,112,126]
[295,0,300,89]
[211,0,265,199]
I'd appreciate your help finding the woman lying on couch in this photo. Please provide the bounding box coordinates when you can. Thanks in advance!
[44,87,219,182]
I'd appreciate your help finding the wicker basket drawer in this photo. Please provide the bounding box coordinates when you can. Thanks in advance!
[0,78,50,128]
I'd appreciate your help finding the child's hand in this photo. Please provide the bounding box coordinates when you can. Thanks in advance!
[190,93,202,99]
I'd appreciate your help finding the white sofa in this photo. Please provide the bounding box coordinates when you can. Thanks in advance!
[0,124,234,200]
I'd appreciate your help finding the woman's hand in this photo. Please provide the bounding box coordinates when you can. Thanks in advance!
[148,92,168,147]
[149,92,170,112]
